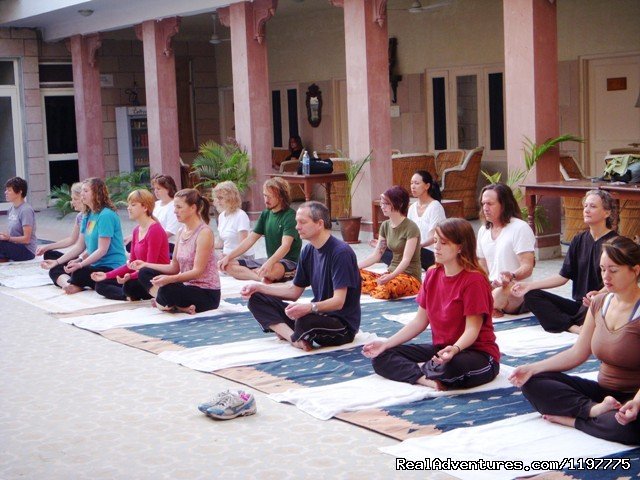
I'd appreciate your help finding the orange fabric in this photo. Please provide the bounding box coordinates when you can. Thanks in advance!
[360,269,421,300]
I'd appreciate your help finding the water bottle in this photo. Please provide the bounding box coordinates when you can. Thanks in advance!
[302,151,310,175]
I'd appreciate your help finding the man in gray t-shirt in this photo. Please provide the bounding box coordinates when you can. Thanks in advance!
[0,177,37,262]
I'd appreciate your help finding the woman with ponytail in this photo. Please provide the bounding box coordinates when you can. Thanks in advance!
[363,218,499,391]
[130,188,221,314]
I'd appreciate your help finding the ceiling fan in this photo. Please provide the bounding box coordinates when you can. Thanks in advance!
[390,0,453,14]
[209,12,230,45]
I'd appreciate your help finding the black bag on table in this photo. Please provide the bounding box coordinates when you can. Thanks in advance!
[297,157,334,174]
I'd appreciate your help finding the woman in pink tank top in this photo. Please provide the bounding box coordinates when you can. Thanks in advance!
[131,188,221,314]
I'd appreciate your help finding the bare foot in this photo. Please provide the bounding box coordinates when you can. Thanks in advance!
[568,324,582,334]
[589,396,621,417]
[62,283,82,295]
[492,308,505,318]
[155,302,174,312]
[417,377,447,391]
[543,414,576,428]
[292,339,313,351]
[177,304,197,315]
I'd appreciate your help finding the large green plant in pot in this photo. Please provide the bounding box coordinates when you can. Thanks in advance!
[481,134,583,233]
[336,152,373,244]
[192,140,254,195]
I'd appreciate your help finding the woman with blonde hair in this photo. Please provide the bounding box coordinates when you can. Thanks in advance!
[45,177,126,294]
[363,218,499,391]
[510,236,640,445]
[39,182,88,285]
[131,188,221,314]
[92,189,170,301]
[213,181,254,261]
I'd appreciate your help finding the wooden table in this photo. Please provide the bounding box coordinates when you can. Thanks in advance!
[268,172,347,215]
[522,180,640,231]
[371,198,464,239]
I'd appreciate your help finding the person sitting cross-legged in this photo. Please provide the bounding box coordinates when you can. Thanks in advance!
[363,218,499,391]
[512,190,618,333]
[477,183,535,317]
[219,177,301,283]
[91,189,170,301]
[509,236,640,445]
[241,201,361,351]
[0,176,37,262]
[359,185,422,300]
[131,189,220,314]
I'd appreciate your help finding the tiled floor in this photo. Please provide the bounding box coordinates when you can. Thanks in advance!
[0,208,570,479]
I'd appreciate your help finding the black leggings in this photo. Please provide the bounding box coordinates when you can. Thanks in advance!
[372,343,499,389]
[94,278,152,301]
[524,289,587,332]
[247,292,355,346]
[381,247,434,270]
[522,372,640,445]
[44,250,68,286]
[138,267,220,313]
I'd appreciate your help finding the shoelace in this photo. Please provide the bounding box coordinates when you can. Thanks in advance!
[215,391,242,409]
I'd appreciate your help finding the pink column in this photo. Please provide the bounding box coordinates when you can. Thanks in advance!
[331,0,392,221]
[219,0,276,212]
[69,34,104,179]
[504,0,561,257]
[136,18,182,186]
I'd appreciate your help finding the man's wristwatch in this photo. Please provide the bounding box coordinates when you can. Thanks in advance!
[310,302,318,314]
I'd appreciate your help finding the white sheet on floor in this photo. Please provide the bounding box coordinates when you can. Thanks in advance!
[0,263,51,288]
[269,365,515,420]
[218,273,253,299]
[383,310,532,326]
[496,325,577,357]
[379,412,636,480]
[60,299,249,331]
[0,284,123,313]
[158,331,380,372]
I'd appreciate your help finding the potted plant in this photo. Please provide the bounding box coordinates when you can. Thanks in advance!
[192,140,254,202]
[105,167,151,208]
[336,152,373,244]
[481,134,583,233]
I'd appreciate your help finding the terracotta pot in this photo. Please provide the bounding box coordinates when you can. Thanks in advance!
[337,216,362,244]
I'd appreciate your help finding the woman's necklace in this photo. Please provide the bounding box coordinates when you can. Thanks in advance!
[181,222,202,242]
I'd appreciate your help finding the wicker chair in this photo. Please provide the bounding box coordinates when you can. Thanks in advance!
[279,160,306,202]
[607,148,640,238]
[272,148,290,170]
[391,153,437,192]
[435,150,465,180]
[440,147,484,220]
[329,158,349,219]
[559,155,588,243]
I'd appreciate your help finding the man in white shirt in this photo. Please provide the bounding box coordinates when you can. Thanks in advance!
[477,183,535,316]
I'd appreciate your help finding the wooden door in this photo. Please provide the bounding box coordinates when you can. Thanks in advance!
[587,54,640,175]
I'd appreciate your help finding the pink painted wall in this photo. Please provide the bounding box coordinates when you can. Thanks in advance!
[0,28,47,208]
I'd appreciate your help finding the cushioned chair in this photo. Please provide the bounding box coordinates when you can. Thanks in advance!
[440,147,484,220]
[391,153,437,192]
[435,150,465,180]
[279,159,306,202]
[559,155,588,243]
[329,158,349,219]
[272,148,290,170]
